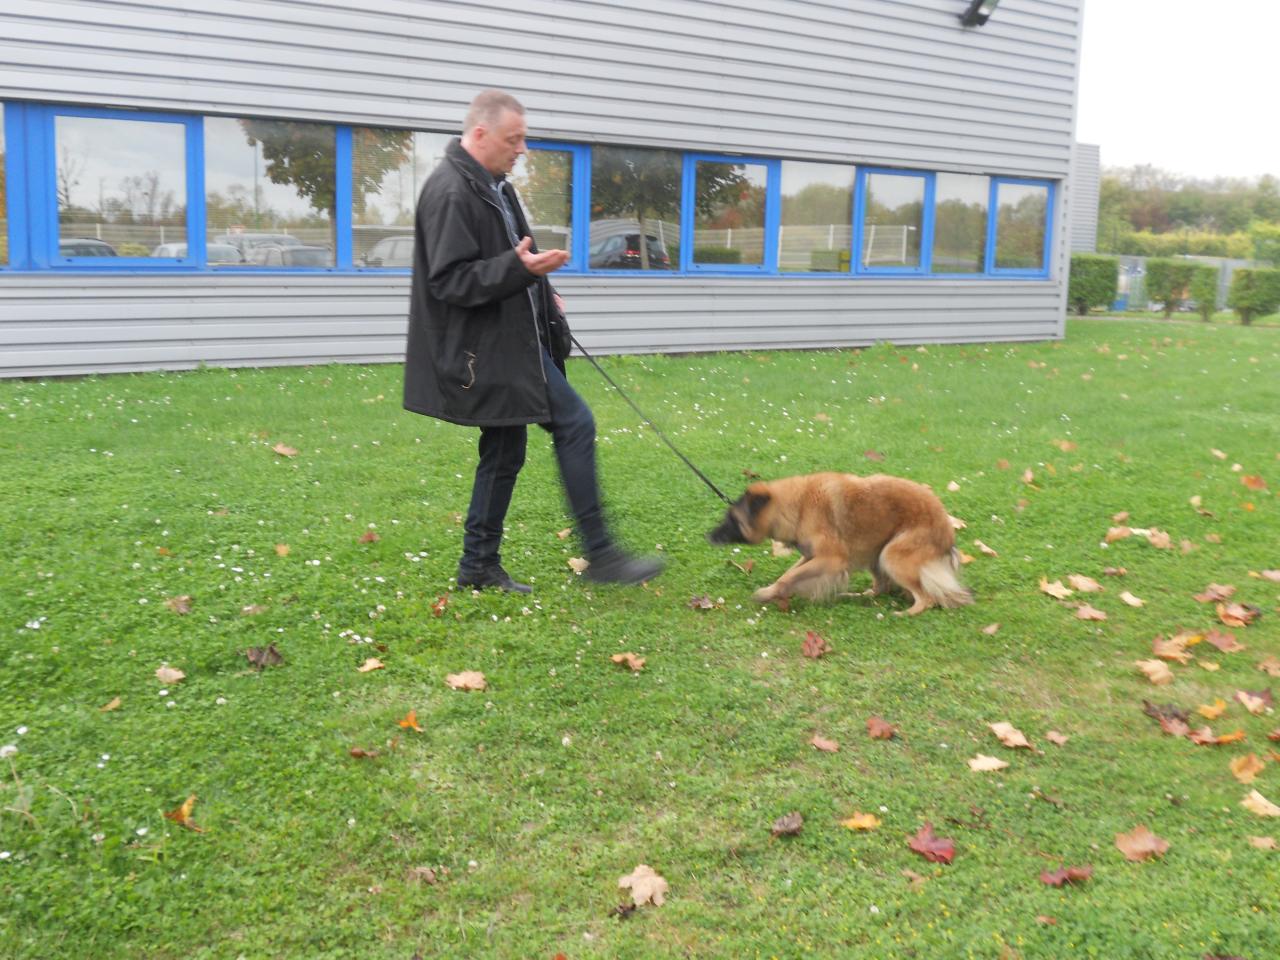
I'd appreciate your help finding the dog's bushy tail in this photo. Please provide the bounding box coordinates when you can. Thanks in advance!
[918,549,974,608]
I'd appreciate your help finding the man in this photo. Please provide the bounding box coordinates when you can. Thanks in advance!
[404,89,663,593]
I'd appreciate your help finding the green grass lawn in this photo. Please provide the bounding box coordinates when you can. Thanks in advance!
[2,317,1278,959]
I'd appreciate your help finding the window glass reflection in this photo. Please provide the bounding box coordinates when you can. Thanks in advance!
[55,115,187,259]
[862,173,924,268]
[353,129,448,267]
[933,173,989,274]
[779,161,853,272]
[693,161,767,266]
[510,148,572,256]
[995,182,1048,270]
[205,117,334,267]
[588,146,680,270]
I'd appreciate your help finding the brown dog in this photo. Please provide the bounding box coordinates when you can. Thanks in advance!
[707,472,972,614]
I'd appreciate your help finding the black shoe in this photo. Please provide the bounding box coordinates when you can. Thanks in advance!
[583,545,665,585]
[457,565,532,594]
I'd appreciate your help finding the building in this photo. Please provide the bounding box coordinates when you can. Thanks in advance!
[0,0,1086,378]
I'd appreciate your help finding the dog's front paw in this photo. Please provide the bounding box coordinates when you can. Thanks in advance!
[752,586,778,604]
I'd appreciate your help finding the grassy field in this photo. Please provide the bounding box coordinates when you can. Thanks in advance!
[2,317,1278,959]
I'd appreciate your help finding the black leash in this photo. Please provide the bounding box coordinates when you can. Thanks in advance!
[569,333,732,505]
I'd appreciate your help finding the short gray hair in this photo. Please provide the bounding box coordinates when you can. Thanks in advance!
[463,89,525,132]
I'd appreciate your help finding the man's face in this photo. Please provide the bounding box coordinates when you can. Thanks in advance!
[474,109,527,175]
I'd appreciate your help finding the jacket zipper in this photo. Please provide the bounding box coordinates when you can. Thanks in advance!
[471,181,548,388]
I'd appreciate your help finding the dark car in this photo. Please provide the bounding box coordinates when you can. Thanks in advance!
[58,238,118,258]
[588,234,671,270]
[217,233,303,260]
[360,236,413,268]
[250,244,331,267]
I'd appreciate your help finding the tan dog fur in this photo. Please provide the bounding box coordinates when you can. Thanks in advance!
[707,472,972,615]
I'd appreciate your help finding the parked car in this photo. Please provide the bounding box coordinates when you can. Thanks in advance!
[150,242,245,264]
[58,238,118,257]
[249,244,330,267]
[360,236,414,268]
[217,232,303,259]
[587,234,670,269]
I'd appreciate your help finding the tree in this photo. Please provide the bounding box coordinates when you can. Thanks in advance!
[1249,221,1280,265]
[1187,264,1219,321]
[1067,254,1119,315]
[1227,268,1280,325]
[1145,258,1197,317]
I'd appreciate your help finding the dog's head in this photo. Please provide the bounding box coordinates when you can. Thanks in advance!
[707,485,772,545]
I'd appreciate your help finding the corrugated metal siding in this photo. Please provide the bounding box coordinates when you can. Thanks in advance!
[1069,143,1100,252]
[0,273,1063,378]
[0,0,1081,376]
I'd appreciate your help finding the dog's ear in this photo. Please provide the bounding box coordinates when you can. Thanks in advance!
[745,490,771,519]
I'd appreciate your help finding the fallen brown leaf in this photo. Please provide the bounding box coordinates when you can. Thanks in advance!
[1040,578,1073,599]
[357,657,385,673]
[1197,698,1227,720]
[981,623,1001,635]
[1115,824,1169,862]
[801,631,831,659]
[990,721,1032,749]
[99,696,122,712]
[274,543,290,557]
[1230,753,1266,785]
[445,671,486,691]
[1135,659,1175,685]
[969,754,1009,772]
[358,530,380,544]
[164,595,193,614]
[1076,603,1107,621]
[398,710,424,732]
[1218,602,1262,628]
[163,794,204,832]
[1067,574,1103,593]
[809,735,839,753]
[687,595,717,610]
[1248,835,1278,850]
[155,665,185,684]
[618,864,669,906]
[271,442,298,457]
[244,644,284,669]
[1040,865,1093,887]
[1105,526,1132,543]
[867,716,899,740]
[1046,730,1069,746]
[908,823,956,864]
[1153,635,1193,664]
[1241,790,1280,817]
[1194,583,1236,603]
[1258,657,1280,677]
[611,652,646,672]
[771,811,804,837]
[1119,591,1144,608]
[349,746,380,758]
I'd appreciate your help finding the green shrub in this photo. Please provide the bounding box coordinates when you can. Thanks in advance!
[1145,258,1198,317]
[1119,230,1253,259]
[1249,222,1280,265]
[1067,254,1119,315]
[692,245,742,264]
[115,242,151,257]
[1227,267,1280,325]
[809,249,851,272]
[1188,264,1219,321]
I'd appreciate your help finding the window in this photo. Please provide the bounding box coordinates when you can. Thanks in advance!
[510,145,574,257]
[588,146,680,271]
[779,160,854,273]
[352,128,448,268]
[857,170,927,273]
[932,173,988,274]
[993,179,1050,273]
[54,113,188,262]
[204,117,335,268]
[690,158,769,269]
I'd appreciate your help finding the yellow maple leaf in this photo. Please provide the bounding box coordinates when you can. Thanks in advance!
[840,812,882,830]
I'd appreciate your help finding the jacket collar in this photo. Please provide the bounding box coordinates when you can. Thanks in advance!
[446,138,505,191]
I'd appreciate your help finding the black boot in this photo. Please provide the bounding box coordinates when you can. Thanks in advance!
[583,545,664,585]
[457,564,532,594]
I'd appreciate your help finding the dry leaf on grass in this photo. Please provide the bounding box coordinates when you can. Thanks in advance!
[1040,578,1073,599]
[1046,730,1069,746]
[1206,630,1246,653]
[969,754,1009,772]
[841,812,881,831]
[618,864,668,906]
[274,543,291,557]
[358,530,380,544]
[245,644,284,669]
[1040,865,1093,887]
[1258,657,1280,677]
[1135,659,1175,685]
[1260,570,1280,583]
[567,557,589,574]
[809,735,840,753]
[867,716,899,740]
[165,595,193,614]
[1119,591,1145,607]
[771,540,795,558]
[163,794,204,832]
[398,710,423,732]
[801,631,831,659]
[1235,690,1271,715]
[1194,583,1237,603]
[611,652,646,672]
[1218,602,1262,628]
[1076,603,1108,621]
[1146,528,1173,549]
[974,540,999,557]
[1115,825,1169,862]
[1241,790,1280,818]
[556,527,572,540]
[1242,474,1268,491]
[271,442,298,457]
[348,746,380,759]
[445,671,487,691]
[1153,635,1193,664]
[687,595,717,610]
[1067,574,1103,593]
[1159,716,1190,737]
[357,657,385,673]
[1105,526,1132,543]
[1248,836,1278,850]
[99,696,122,712]
[908,823,956,864]
[1230,753,1266,784]
[981,623,1001,635]
[990,722,1032,749]
[771,811,804,837]
[1198,698,1228,720]
[155,665,185,684]
[431,595,449,617]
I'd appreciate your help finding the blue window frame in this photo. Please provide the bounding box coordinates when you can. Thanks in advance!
[853,167,933,276]
[1,99,1056,281]
[680,153,779,274]
[988,177,1053,277]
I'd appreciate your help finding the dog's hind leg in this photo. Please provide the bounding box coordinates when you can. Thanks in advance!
[877,538,936,615]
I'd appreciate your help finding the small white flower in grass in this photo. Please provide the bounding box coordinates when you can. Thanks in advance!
[561,736,572,747]
[0,851,10,860]
[136,828,148,837]
[0,745,17,759]
[91,833,105,844]
[215,697,228,706]
[101,754,109,761]
[15,726,26,736]
[869,905,880,915]
[347,818,356,828]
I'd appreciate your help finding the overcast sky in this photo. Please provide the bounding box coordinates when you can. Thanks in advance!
[1076,1,1278,180]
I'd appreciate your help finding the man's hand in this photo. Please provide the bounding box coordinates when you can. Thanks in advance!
[553,293,566,314]
[515,236,570,276]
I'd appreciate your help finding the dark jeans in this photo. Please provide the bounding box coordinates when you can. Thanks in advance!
[460,354,610,574]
